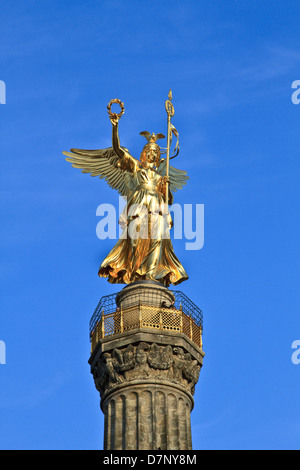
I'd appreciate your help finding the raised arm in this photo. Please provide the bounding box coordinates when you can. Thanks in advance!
[109,113,139,174]
[109,114,125,159]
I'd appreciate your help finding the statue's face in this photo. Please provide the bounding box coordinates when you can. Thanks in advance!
[146,147,158,163]
[142,144,160,167]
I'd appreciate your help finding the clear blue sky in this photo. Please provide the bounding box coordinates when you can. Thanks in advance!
[1,0,300,450]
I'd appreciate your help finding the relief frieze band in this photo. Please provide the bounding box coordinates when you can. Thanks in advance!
[92,341,202,397]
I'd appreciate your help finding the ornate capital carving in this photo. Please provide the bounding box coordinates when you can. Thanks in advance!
[92,342,202,398]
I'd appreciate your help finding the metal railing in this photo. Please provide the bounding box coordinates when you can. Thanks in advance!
[90,290,203,353]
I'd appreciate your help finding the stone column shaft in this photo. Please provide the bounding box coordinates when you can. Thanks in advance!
[103,384,192,450]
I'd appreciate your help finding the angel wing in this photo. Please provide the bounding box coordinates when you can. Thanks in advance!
[156,159,189,193]
[63,147,135,198]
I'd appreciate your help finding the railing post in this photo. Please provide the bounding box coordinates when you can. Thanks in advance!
[95,321,99,343]
[180,310,183,333]
[189,314,193,341]
[101,309,105,338]
[120,307,123,333]
[138,298,142,329]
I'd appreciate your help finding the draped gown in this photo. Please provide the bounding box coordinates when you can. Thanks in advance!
[98,152,188,287]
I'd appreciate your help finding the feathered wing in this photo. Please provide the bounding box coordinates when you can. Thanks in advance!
[156,159,189,192]
[63,147,135,198]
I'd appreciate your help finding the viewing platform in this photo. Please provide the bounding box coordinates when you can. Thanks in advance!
[90,283,203,354]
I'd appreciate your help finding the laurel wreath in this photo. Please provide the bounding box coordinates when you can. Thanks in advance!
[107,99,125,120]
[165,99,174,117]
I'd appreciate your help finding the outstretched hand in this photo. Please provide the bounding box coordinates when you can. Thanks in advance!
[109,113,119,127]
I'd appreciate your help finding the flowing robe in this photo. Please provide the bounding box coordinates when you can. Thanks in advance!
[98,153,188,286]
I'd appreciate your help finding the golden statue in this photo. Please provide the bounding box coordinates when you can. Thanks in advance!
[63,92,189,287]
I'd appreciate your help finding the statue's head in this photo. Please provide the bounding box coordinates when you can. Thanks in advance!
[139,131,165,168]
[140,142,161,168]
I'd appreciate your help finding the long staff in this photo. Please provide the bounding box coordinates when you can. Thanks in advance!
[165,90,175,207]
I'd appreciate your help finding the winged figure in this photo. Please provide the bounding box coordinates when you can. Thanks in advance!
[63,111,189,287]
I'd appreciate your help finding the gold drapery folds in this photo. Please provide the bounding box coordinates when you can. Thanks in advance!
[63,94,189,287]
